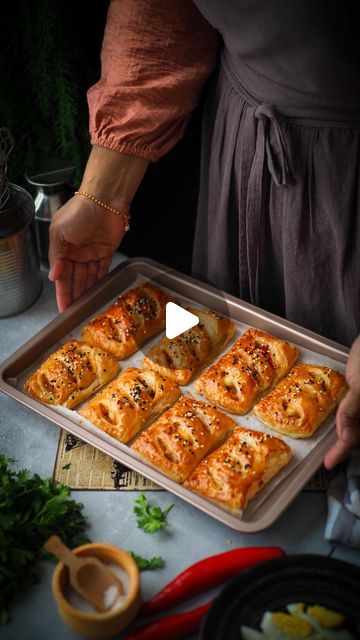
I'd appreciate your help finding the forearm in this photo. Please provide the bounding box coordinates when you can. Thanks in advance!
[79,145,149,211]
[88,0,220,162]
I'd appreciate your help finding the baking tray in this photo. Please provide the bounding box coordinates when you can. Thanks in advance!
[0,257,349,532]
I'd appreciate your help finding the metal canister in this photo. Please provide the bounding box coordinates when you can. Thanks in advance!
[25,165,75,265]
[0,184,42,317]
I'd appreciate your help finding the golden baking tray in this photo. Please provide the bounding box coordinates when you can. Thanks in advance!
[0,257,349,532]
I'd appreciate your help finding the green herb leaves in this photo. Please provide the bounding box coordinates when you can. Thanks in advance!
[133,493,173,534]
[0,455,88,624]
[128,551,165,571]
[129,494,173,572]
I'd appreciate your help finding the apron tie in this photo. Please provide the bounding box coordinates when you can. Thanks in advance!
[254,104,296,187]
[246,103,296,304]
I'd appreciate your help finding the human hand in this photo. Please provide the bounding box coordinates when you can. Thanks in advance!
[324,334,360,469]
[48,195,127,312]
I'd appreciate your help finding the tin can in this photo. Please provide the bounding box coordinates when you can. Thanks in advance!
[0,184,42,317]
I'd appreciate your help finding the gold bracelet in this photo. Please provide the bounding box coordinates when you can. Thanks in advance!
[74,190,131,231]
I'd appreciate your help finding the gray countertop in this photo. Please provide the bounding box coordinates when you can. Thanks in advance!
[1,254,359,640]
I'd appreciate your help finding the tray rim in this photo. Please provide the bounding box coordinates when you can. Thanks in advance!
[0,256,350,533]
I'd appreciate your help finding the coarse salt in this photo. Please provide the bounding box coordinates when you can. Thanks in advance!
[103,584,119,610]
[66,563,130,614]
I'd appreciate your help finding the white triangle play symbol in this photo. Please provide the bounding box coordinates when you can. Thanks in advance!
[165,302,199,340]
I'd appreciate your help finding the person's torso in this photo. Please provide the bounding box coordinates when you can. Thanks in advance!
[193,0,360,113]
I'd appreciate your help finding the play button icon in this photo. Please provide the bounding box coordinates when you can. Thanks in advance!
[165,302,199,340]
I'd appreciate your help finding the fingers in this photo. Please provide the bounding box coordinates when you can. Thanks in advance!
[75,259,110,301]
[52,258,112,313]
[324,438,352,470]
[325,336,360,469]
[48,221,70,277]
[72,262,88,303]
[47,194,119,312]
[48,259,67,282]
[86,261,99,291]
[53,261,88,312]
[345,334,360,391]
[98,256,112,280]
[324,404,360,470]
[55,262,98,311]
[72,260,101,301]
[54,262,73,313]
[337,390,360,444]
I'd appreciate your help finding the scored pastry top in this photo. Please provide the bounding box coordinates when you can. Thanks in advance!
[81,281,174,359]
[131,395,237,482]
[79,367,181,443]
[184,424,292,513]
[23,340,120,409]
[252,363,347,438]
[142,307,236,385]
[194,327,298,414]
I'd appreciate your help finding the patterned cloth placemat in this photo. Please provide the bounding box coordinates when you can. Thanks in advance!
[53,429,330,492]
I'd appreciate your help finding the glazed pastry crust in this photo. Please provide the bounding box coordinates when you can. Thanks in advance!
[142,308,235,385]
[131,396,237,482]
[81,281,173,359]
[79,367,181,443]
[194,328,298,414]
[24,340,120,409]
[184,425,292,513]
[252,364,347,438]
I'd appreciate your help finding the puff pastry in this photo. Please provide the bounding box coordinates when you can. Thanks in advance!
[142,308,235,385]
[79,367,181,443]
[81,281,173,359]
[184,425,292,513]
[24,340,120,409]
[194,327,298,414]
[253,364,347,438]
[131,396,237,482]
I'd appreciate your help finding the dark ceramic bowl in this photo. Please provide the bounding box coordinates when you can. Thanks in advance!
[200,554,360,639]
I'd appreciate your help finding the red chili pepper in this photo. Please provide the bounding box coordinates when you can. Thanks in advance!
[141,546,284,618]
[123,601,213,640]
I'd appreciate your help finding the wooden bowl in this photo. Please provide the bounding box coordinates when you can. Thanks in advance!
[51,542,141,638]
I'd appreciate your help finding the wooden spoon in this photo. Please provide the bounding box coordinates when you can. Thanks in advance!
[44,535,124,612]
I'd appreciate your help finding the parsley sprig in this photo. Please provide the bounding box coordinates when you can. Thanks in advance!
[128,551,165,571]
[133,492,174,534]
[0,455,88,624]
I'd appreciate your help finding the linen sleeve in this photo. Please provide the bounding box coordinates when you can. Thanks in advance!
[87,0,220,162]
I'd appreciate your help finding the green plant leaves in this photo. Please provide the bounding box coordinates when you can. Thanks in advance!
[0,454,88,624]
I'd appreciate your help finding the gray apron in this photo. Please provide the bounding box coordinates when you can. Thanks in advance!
[192,0,360,346]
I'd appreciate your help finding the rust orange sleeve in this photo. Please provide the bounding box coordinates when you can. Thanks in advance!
[87,0,220,161]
